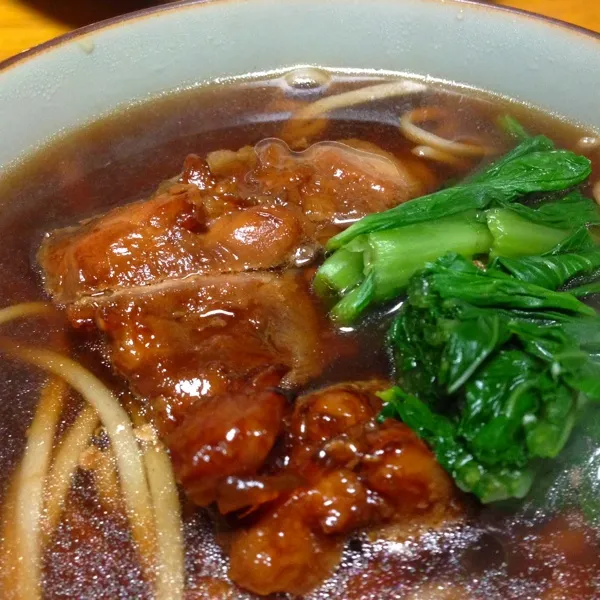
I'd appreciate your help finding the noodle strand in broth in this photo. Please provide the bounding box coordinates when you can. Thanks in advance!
[411,145,471,169]
[0,294,185,597]
[0,335,185,599]
[292,80,427,120]
[0,468,21,598]
[0,341,158,576]
[43,405,99,539]
[0,303,65,599]
[14,378,65,600]
[283,80,427,147]
[143,439,185,600]
[399,107,491,158]
[129,409,185,600]
[0,302,54,326]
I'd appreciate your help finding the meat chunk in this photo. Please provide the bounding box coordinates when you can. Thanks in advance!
[361,423,456,516]
[69,271,330,432]
[35,135,451,597]
[38,138,432,304]
[226,383,463,596]
[228,467,374,596]
[228,485,347,596]
[66,270,341,511]
[247,138,429,231]
[168,371,288,506]
[290,380,382,445]
[38,184,308,304]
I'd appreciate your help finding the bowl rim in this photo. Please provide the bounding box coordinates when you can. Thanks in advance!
[0,0,599,75]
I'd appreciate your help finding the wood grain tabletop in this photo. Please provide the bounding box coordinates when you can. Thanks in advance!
[0,0,598,64]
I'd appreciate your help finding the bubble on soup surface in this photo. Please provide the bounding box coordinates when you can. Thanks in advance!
[284,67,332,91]
[576,136,600,152]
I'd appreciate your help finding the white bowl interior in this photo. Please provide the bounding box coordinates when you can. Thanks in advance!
[0,0,599,168]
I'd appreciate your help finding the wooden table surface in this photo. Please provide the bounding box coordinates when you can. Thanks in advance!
[0,0,598,63]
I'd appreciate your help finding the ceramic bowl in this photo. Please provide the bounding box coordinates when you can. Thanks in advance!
[0,0,598,169]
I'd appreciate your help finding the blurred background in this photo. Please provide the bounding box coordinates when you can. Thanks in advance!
[0,0,598,63]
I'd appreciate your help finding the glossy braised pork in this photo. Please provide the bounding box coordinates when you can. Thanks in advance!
[37,138,461,596]
[68,271,331,433]
[224,382,462,596]
[38,139,433,304]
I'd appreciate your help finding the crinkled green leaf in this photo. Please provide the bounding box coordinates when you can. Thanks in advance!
[383,252,599,504]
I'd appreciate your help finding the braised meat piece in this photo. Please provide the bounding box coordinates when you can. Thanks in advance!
[68,271,330,432]
[246,138,431,230]
[228,482,349,596]
[65,270,341,511]
[167,369,288,506]
[36,136,454,597]
[38,184,308,304]
[38,138,432,304]
[226,383,462,596]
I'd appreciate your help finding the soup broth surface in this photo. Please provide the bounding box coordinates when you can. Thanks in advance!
[0,70,599,599]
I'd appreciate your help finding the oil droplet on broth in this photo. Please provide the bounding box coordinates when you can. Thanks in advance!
[283,67,333,92]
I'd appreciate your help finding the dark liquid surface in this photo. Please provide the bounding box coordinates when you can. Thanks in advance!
[0,71,599,599]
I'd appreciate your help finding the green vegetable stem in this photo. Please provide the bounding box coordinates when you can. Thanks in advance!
[316,123,600,512]
[315,138,594,323]
[326,138,590,250]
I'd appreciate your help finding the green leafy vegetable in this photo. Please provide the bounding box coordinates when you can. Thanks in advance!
[569,280,600,298]
[327,140,590,250]
[523,403,600,525]
[498,191,600,229]
[379,387,536,503]
[547,226,598,254]
[316,139,595,324]
[493,250,600,290]
[316,132,600,510]
[328,213,492,323]
[487,192,600,258]
[465,135,553,184]
[365,213,492,303]
[380,253,600,503]
[313,238,366,298]
[486,208,574,258]
[324,213,493,323]
[330,271,375,324]
[497,114,529,141]
[410,253,595,316]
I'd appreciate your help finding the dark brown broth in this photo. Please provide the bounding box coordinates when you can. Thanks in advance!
[0,71,599,599]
